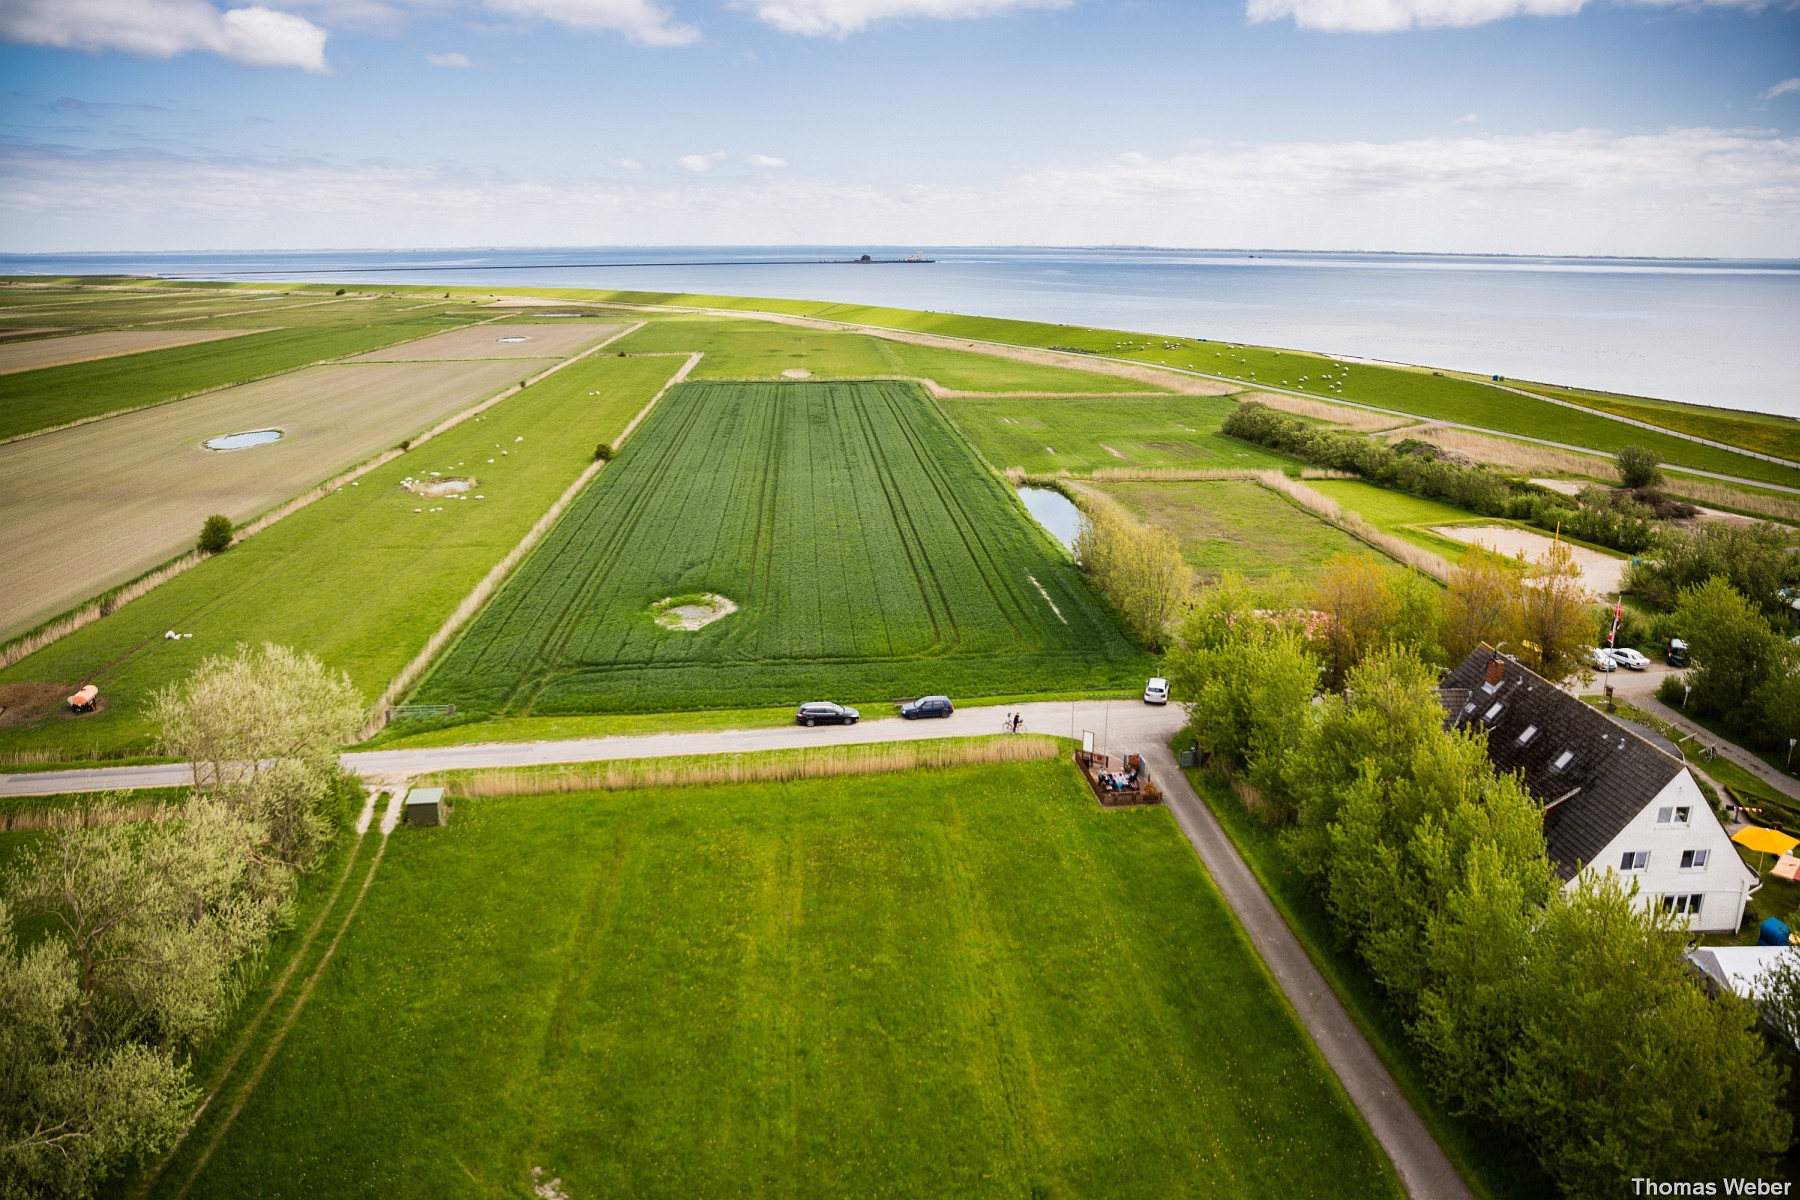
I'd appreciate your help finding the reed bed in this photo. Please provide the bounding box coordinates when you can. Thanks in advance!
[1243,392,1408,432]
[1661,478,1800,524]
[437,735,1061,799]
[1392,426,1611,478]
[1083,466,1356,483]
[1,796,177,832]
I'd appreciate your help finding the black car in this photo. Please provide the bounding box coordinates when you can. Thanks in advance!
[796,701,859,727]
[900,695,954,720]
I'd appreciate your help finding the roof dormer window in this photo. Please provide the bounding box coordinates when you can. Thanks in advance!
[1484,702,1504,721]
[1517,724,1538,745]
[1553,749,1575,771]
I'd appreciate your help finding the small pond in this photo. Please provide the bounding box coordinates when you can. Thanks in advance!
[203,429,283,451]
[496,336,531,344]
[1018,486,1085,551]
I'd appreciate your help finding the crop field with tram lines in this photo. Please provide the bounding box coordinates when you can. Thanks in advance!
[416,379,1148,716]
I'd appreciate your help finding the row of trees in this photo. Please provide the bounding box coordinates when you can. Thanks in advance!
[1658,576,1800,755]
[1626,520,1800,618]
[1070,494,1189,651]
[1,645,363,1198]
[1165,577,1789,1196]
[1221,402,1665,553]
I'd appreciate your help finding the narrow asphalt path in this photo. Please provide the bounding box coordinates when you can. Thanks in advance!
[1136,742,1472,1200]
[3,699,1471,1196]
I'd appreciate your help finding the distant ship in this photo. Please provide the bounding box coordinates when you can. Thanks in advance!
[831,253,935,264]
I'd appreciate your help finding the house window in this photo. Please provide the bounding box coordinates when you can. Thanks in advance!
[1483,702,1503,721]
[1656,806,1692,827]
[1659,894,1705,917]
[1620,850,1649,871]
[1681,849,1710,870]
[1517,724,1538,745]
[1553,749,1575,771]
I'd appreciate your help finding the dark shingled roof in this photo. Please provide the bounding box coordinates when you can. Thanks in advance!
[1441,647,1685,882]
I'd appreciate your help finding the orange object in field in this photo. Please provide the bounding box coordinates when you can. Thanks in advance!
[68,685,98,711]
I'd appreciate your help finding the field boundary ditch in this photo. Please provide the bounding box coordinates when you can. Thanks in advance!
[360,350,702,740]
[0,322,645,673]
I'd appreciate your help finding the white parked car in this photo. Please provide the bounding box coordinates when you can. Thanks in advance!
[1607,647,1651,671]
[1589,648,1617,672]
[1144,677,1170,705]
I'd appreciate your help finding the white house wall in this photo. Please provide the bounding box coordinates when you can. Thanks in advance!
[1575,769,1755,934]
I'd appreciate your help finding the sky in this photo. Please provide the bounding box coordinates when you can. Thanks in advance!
[1,0,1797,256]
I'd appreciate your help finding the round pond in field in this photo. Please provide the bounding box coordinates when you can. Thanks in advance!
[407,475,476,498]
[203,428,283,451]
[651,593,738,631]
[1018,486,1084,551]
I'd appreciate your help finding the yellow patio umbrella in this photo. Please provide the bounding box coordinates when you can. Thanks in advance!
[1733,825,1800,876]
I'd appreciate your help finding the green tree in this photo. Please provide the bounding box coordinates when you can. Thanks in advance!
[153,644,364,867]
[1515,540,1598,685]
[1439,545,1519,664]
[195,514,233,555]
[0,902,196,1200]
[1614,444,1663,490]
[1674,576,1785,728]
[1074,502,1191,651]
[1493,875,1788,1196]
[1625,521,1800,617]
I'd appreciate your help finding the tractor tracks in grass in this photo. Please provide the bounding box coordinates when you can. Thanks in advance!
[139,787,407,1200]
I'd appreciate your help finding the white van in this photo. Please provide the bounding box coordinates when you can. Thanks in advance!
[1144,677,1169,705]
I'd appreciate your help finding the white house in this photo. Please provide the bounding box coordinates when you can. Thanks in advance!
[1442,649,1757,934]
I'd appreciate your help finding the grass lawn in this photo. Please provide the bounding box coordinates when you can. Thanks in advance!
[0,355,684,762]
[613,314,1168,392]
[0,306,477,440]
[1305,479,1493,561]
[1091,479,1368,580]
[417,379,1146,716]
[935,393,1294,475]
[161,758,1403,1199]
[1178,762,1550,1200]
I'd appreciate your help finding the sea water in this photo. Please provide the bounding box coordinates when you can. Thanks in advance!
[5,246,1794,417]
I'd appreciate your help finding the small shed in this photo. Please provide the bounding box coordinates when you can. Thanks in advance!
[403,787,448,827]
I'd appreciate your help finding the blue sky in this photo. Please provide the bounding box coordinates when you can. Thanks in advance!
[2,0,1797,255]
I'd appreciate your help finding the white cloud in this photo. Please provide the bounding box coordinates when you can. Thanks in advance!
[1455,112,1480,124]
[425,49,473,65]
[0,0,330,70]
[611,156,644,168]
[746,153,788,168]
[1765,78,1800,101]
[742,0,1067,37]
[1246,0,1768,33]
[3,127,1795,258]
[482,0,698,44]
[678,151,728,171]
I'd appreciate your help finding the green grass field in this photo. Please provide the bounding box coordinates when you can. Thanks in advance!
[1092,479,1369,580]
[0,355,682,761]
[1306,479,1494,561]
[0,309,477,440]
[935,394,1295,474]
[1500,380,1800,462]
[159,759,1401,1199]
[416,380,1146,716]
[611,314,1168,392]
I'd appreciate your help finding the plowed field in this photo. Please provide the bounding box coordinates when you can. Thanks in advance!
[418,380,1144,713]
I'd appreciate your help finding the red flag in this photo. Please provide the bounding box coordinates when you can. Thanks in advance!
[1607,596,1623,646]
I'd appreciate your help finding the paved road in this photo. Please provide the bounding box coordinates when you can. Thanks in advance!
[0,700,1179,797]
